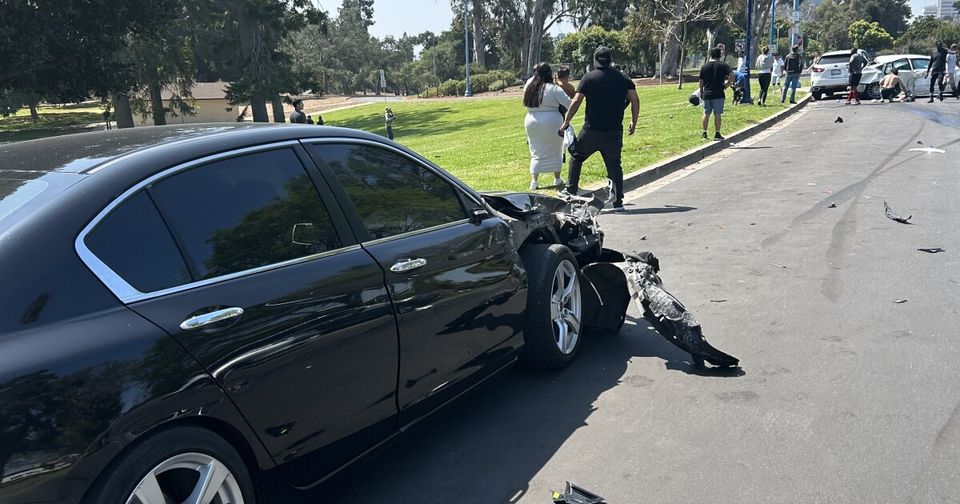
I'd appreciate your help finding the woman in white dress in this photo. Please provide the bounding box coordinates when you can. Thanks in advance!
[523,62,571,190]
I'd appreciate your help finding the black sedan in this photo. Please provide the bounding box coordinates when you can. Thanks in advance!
[1,124,659,503]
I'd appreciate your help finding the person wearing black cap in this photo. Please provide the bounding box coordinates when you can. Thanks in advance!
[558,46,639,212]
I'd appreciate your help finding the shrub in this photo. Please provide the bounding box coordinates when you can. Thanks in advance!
[439,79,464,96]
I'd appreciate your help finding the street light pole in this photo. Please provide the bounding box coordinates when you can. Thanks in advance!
[769,0,777,51]
[741,0,755,104]
[463,0,472,97]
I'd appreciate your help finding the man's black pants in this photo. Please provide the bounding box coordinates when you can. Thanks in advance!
[567,127,624,207]
[930,72,945,97]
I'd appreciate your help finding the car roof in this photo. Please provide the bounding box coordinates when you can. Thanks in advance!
[820,50,855,57]
[0,123,381,176]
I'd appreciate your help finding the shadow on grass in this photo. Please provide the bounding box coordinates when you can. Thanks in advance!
[327,107,489,139]
[322,321,742,504]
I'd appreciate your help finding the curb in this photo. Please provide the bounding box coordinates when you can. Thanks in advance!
[603,95,811,194]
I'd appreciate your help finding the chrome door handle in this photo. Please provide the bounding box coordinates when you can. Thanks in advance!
[180,307,244,330]
[390,258,427,273]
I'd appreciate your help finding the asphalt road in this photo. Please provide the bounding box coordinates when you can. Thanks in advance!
[323,99,960,504]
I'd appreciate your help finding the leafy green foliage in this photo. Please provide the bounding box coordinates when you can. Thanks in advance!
[555,26,628,75]
[896,17,960,55]
[848,20,894,52]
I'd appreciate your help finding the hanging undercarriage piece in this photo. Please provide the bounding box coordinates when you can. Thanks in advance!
[482,181,740,368]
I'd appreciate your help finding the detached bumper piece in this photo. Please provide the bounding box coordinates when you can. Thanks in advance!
[552,481,605,504]
[623,251,740,368]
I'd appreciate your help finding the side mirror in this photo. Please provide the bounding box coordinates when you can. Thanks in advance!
[470,208,491,224]
[291,222,321,246]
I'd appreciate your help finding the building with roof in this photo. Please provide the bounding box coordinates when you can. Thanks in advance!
[134,81,253,126]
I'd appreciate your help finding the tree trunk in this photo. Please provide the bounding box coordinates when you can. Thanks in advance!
[28,101,39,123]
[661,23,681,76]
[473,0,486,68]
[271,96,285,123]
[111,93,135,129]
[677,23,687,89]
[520,4,531,78]
[526,0,550,75]
[250,96,269,122]
[149,81,166,126]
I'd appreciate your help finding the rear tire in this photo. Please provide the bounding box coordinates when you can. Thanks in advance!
[84,426,255,504]
[865,82,881,100]
[519,244,583,370]
[812,91,822,101]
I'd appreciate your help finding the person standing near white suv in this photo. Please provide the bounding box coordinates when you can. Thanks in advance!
[847,48,867,105]
[946,44,959,99]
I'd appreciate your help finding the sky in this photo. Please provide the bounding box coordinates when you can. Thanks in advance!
[318,0,930,41]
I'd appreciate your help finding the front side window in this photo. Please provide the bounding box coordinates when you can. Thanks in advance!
[310,144,467,240]
[85,191,192,292]
[149,148,341,280]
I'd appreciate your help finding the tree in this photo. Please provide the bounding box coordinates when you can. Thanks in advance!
[848,20,894,52]
[655,0,723,87]
[555,26,627,74]
[897,16,960,54]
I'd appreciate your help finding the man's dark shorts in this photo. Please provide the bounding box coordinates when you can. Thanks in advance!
[849,73,862,88]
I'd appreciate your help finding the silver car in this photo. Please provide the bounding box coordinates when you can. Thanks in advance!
[859,54,960,99]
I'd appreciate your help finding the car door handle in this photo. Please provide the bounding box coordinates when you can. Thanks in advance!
[180,307,244,330]
[390,258,427,273]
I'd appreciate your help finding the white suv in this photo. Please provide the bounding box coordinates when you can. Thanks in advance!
[810,49,868,100]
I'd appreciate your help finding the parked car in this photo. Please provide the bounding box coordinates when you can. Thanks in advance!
[0,124,647,503]
[809,49,869,101]
[858,54,960,100]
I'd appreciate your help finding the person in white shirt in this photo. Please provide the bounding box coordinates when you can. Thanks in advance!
[946,44,959,99]
[523,62,572,190]
[755,46,774,106]
[772,54,784,88]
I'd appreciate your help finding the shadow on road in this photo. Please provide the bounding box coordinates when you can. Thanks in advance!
[322,321,742,504]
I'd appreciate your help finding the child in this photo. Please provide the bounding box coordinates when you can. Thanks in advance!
[384,107,395,140]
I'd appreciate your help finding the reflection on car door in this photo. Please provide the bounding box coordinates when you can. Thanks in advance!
[95,146,400,487]
[910,58,930,95]
[305,142,526,423]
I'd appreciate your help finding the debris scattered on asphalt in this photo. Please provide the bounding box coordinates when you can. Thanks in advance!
[917,247,945,253]
[552,482,605,504]
[883,201,912,224]
[640,235,647,240]
[769,263,787,269]
[917,140,923,144]
[835,116,843,123]
[893,299,908,304]
[710,299,728,303]
[750,222,756,225]
[828,202,837,208]
[909,147,946,154]
[807,182,817,186]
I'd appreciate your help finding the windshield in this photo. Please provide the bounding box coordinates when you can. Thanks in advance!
[818,55,850,65]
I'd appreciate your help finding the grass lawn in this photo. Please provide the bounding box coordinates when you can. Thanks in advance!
[0,104,103,143]
[323,84,806,192]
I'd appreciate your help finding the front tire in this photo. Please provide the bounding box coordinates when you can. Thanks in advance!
[84,426,255,504]
[812,91,822,101]
[519,244,583,369]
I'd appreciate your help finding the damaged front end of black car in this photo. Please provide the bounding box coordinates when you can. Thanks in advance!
[482,183,739,369]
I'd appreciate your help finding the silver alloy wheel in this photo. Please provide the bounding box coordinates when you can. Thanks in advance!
[866,82,881,100]
[125,452,244,504]
[549,259,581,354]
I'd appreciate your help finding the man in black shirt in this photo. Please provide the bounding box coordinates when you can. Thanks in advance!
[926,41,948,102]
[698,46,733,140]
[559,46,640,212]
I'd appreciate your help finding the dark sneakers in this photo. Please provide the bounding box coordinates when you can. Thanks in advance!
[701,131,708,139]
[714,132,724,141]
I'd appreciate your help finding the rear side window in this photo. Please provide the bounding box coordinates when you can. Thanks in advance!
[86,191,191,292]
[911,59,930,70]
[309,144,467,240]
[895,59,912,72]
[149,148,341,280]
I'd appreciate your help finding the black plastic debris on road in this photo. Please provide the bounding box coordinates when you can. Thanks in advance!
[917,247,946,253]
[552,482,605,504]
[835,116,843,123]
[883,201,912,224]
[893,299,908,304]
[828,202,837,208]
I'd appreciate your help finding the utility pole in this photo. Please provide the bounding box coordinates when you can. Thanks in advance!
[791,0,799,46]
[463,0,472,97]
[741,0,755,104]
[769,0,777,51]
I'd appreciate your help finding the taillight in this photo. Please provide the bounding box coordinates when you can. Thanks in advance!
[812,66,825,73]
